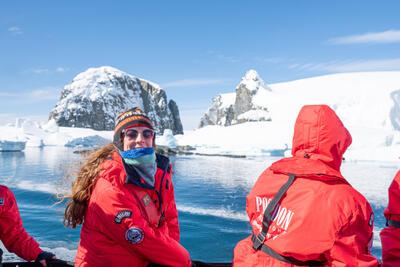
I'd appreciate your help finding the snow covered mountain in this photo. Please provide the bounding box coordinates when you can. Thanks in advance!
[200,70,400,132]
[49,66,183,134]
[199,70,272,127]
[2,71,400,161]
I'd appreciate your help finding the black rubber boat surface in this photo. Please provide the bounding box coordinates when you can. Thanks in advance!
[2,260,232,267]
[2,259,73,267]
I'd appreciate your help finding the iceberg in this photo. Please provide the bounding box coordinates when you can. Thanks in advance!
[156,129,178,148]
[0,140,26,151]
[65,135,111,148]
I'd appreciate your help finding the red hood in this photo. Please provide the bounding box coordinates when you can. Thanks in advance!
[271,105,352,179]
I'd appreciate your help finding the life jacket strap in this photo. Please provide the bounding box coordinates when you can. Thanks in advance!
[251,234,324,266]
[251,173,325,266]
[253,174,295,250]
[387,219,400,228]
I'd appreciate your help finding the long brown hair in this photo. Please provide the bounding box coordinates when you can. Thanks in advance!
[62,143,117,228]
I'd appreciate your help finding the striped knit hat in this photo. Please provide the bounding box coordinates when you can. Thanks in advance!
[113,107,154,150]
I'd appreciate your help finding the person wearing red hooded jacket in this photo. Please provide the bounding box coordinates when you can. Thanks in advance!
[380,170,400,267]
[233,105,379,267]
[0,185,55,266]
[63,107,191,267]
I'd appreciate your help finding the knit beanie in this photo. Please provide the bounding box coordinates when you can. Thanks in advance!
[113,107,154,150]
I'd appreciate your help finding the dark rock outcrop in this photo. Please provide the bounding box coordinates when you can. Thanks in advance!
[49,66,183,135]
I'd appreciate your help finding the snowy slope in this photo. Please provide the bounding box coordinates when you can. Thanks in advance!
[267,72,400,129]
[185,71,400,160]
[201,71,400,131]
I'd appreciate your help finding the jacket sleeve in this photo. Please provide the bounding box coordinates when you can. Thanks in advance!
[92,186,191,267]
[163,179,180,242]
[380,171,400,267]
[326,205,379,267]
[381,224,400,267]
[0,187,42,261]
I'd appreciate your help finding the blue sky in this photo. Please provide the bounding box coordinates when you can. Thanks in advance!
[1,1,400,129]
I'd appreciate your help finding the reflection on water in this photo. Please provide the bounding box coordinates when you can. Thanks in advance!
[0,147,399,262]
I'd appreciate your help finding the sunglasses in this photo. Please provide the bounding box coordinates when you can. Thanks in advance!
[123,129,155,140]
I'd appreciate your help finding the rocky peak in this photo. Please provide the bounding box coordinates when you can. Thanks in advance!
[49,66,183,135]
[239,69,271,92]
[199,70,272,128]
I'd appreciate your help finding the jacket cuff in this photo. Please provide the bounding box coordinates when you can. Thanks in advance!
[31,248,43,262]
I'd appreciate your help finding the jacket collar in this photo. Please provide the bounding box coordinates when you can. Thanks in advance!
[269,157,345,181]
[110,152,170,189]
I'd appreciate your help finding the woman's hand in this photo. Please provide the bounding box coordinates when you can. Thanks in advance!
[36,251,56,267]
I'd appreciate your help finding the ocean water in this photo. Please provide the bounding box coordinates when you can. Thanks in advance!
[0,147,398,263]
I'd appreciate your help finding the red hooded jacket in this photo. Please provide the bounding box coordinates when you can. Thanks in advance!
[0,185,42,261]
[233,105,379,267]
[380,170,400,267]
[75,152,191,267]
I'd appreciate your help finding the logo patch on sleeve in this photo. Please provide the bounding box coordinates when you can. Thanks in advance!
[142,194,151,207]
[0,197,4,205]
[369,212,374,227]
[125,226,144,244]
[114,210,132,224]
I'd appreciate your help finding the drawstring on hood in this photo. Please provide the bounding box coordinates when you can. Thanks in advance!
[271,105,352,180]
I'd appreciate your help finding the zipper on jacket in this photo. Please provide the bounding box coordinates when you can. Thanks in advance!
[156,158,169,227]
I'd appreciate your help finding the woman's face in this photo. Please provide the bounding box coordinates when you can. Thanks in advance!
[122,126,154,150]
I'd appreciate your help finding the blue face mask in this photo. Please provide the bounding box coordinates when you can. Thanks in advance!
[119,147,156,186]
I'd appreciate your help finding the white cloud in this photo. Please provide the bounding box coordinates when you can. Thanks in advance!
[217,55,239,63]
[0,113,48,126]
[0,86,60,103]
[29,88,60,100]
[290,58,400,73]
[163,78,230,87]
[328,30,400,44]
[29,67,68,74]
[33,69,49,74]
[56,67,68,72]
[256,57,285,64]
[0,92,20,97]
[8,26,23,35]
[207,50,240,63]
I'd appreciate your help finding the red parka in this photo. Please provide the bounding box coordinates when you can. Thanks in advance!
[380,170,400,267]
[0,185,42,261]
[75,152,191,267]
[233,105,379,267]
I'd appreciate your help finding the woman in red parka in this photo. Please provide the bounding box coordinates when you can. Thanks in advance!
[380,170,400,267]
[0,185,55,266]
[233,104,379,267]
[63,107,191,267]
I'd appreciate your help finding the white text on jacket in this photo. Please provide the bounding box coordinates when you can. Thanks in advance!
[255,196,295,231]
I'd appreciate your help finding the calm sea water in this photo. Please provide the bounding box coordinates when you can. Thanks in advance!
[0,147,399,263]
